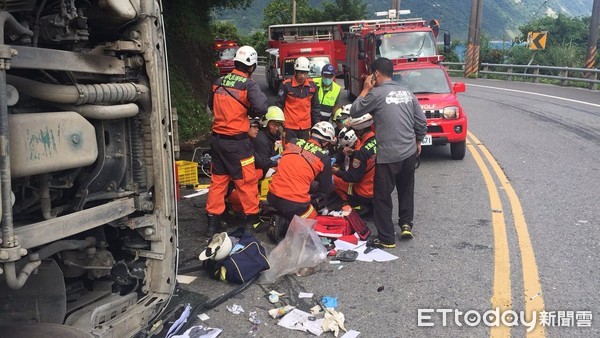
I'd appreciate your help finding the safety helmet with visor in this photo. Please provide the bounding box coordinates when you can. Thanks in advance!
[262,106,285,127]
[348,113,374,131]
[338,127,357,148]
[294,56,311,72]
[199,232,233,261]
[311,121,336,143]
[234,46,258,66]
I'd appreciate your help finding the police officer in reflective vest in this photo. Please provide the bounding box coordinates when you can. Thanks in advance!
[206,45,268,237]
[277,56,320,142]
[313,64,341,122]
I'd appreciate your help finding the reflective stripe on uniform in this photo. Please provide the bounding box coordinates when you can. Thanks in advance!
[300,204,315,218]
[347,183,354,195]
[240,156,255,167]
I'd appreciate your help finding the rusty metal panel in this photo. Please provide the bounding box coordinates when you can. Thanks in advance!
[15,198,136,249]
[10,45,126,75]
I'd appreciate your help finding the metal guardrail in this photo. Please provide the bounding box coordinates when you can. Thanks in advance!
[440,62,599,90]
[257,56,267,67]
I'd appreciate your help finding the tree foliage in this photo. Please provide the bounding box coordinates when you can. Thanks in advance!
[317,0,367,22]
[262,0,367,28]
[211,21,241,41]
[515,14,588,45]
[206,0,253,10]
[506,14,591,67]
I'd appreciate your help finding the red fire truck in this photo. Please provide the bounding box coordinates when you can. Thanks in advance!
[345,17,467,159]
[265,40,334,92]
[213,38,239,76]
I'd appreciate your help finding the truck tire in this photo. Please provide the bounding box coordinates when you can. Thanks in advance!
[450,140,466,160]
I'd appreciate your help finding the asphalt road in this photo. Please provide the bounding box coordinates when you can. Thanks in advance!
[173,68,599,337]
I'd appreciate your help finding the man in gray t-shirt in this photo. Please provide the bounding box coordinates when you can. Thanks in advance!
[350,58,427,248]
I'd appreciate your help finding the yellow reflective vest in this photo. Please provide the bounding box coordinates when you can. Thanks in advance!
[313,77,341,120]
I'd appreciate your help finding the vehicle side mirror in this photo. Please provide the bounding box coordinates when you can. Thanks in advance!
[453,82,466,93]
[430,19,440,38]
[444,33,451,53]
[358,39,364,53]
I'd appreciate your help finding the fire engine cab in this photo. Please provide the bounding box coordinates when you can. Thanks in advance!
[265,42,332,92]
[345,14,467,159]
[213,38,239,76]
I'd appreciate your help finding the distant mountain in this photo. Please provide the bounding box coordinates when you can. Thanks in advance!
[213,0,593,39]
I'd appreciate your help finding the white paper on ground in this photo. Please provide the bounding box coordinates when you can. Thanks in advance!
[333,240,398,262]
[341,329,361,338]
[197,313,210,321]
[183,189,208,198]
[176,275,197,284]
[277,309,324,336]
[298,292,314,298]
[171,325,222,338]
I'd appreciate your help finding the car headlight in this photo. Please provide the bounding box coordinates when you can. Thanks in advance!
[443,106,459,119]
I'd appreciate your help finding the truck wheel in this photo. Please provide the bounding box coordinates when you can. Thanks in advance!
[450,140,466,160]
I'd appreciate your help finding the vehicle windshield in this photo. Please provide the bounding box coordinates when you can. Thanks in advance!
[392,68,451,94]
[376,31,437,59]
[214,46,239,61]
[283,56,331,78]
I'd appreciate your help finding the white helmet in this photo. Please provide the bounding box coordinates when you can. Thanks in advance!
[338,127,357,147]
[311,121,336,143]
[234,45,258,66]
[342,104,352,116]
[294,56,311,72]
[199,232,233,261]
[348,113,373,131]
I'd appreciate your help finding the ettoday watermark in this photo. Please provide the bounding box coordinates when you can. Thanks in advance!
[417,308,593,332]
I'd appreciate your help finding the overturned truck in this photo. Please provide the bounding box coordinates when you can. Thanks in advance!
[0,1,177,337]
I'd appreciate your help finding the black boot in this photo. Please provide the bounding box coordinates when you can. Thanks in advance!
[244,214,262,230]
[206,214,221,238]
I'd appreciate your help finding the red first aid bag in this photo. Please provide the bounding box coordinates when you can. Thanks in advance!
[345,210,371,240]
[314,216,351,238]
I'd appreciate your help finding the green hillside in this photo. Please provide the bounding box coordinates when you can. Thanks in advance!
[214,0,593,39]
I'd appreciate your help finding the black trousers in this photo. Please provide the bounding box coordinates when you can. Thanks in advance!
[373,151,417,244]
[267,192,313,220]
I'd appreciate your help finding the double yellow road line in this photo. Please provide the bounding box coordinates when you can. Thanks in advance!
[467,132,546,337]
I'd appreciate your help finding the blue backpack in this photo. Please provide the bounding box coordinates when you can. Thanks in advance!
[203,228,270,284]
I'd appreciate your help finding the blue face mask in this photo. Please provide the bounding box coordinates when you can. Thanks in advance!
[322,78,333,86]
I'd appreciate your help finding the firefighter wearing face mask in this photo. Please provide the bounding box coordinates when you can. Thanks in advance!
[313,64,341,122]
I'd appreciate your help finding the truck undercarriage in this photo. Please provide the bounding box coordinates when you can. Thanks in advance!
[0,1,177,337]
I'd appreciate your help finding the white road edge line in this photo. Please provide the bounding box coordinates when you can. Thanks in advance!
[466,83,600,108]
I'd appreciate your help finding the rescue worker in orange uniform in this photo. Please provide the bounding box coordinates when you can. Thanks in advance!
[226,118,264,217]
[267,121,336,221]
[227,108,285,216]
[206,45,268,237]
[332,114,377,216]
[276,56,320,143]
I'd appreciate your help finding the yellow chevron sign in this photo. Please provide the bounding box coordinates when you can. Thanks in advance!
[528,32,547,50]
